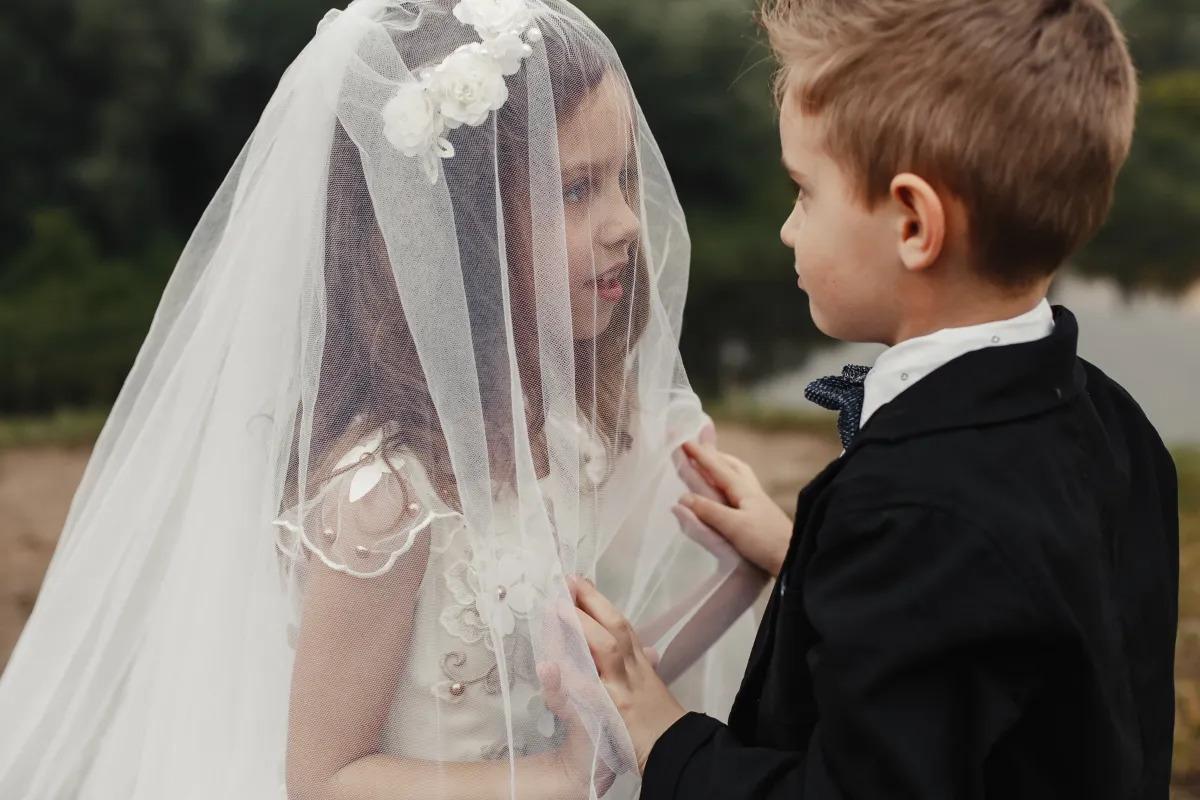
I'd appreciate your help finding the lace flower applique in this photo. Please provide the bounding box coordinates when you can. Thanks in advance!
[440,538,558,647]
[545,409,613,489]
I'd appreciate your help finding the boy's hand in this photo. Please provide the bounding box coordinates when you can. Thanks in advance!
[568,575,686,775]
[536,660,617,796]
[678,438,792,578]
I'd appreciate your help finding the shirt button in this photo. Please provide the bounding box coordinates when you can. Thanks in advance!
[991,335,1001,343]
[900,372,909,381]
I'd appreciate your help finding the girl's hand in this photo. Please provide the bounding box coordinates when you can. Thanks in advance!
[677,439,792,578]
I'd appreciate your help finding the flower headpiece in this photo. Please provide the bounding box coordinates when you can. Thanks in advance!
[382,0,542,183]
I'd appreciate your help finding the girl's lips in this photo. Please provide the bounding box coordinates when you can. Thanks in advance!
[589,261,628,303]
[596,273,624,302]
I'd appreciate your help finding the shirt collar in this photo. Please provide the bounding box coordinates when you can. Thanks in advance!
[847,303,1083,452]
[860,297,1055,428]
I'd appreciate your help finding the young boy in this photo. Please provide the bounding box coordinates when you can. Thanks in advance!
[567,0,1180,797]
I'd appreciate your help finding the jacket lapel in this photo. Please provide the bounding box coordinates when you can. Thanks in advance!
[727,454,846,733]
[727,305,1085,737]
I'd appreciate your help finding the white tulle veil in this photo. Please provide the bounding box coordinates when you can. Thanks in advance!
[0,1,762,797]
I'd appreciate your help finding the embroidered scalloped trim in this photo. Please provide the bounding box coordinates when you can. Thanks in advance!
[271,508,458,579]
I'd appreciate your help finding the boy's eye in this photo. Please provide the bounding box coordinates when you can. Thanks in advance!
[793,183,809,204]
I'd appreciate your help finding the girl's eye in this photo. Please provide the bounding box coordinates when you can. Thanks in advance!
[794,184,809,205]
[564,178,590,204]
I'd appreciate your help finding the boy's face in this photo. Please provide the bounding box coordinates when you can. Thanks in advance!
[778,90,902,343]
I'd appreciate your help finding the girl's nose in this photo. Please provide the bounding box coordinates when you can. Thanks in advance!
[601,191,640,250]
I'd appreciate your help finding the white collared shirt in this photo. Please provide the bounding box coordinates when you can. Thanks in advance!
[859,298,1055,429]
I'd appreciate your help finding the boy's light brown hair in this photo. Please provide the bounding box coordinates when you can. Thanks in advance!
[761,0,1138,287]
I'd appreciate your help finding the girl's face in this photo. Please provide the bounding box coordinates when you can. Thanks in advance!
[555,71,642,341]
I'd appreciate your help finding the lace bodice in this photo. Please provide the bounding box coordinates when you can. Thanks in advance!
[271,412,608,762]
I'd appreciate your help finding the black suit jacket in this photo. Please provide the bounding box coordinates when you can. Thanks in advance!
[643,306,1179,799]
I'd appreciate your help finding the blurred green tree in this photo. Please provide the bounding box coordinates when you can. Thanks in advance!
[0,0,1196,409]
[1079,71,1200,292]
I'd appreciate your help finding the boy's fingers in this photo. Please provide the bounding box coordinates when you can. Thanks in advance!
[673,503,737,562]
[642,645,661,668]
[681,441,744,504]
[682,493,743,541]
[572,576,636,651]
[725,454,753,476]
[553,588,616,671]
[574,606,621,670]
[675,452,725,501]
[537,662,568,714]
[537,661,591,734]
[571,576,626,630]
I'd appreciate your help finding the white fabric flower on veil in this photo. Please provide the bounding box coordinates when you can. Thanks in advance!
[382,82,456,183]
[377,0,540,183]
[452,0,534,41]
[429,43,510,128]
[484,31,534,76]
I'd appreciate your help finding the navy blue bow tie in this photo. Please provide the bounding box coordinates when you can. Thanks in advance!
[805,364,871,449]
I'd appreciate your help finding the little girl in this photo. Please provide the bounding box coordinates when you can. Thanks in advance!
[0,2,764,798]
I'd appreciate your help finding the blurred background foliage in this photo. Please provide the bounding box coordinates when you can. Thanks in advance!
[0,0,1196,410]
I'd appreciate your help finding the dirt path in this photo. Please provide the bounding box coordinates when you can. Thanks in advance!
[0,427,839,665]
[0,426,842,669]
[0,445,90,668]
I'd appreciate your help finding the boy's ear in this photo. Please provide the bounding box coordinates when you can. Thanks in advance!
[890,173,946,273]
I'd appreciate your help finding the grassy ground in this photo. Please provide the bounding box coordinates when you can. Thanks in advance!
[1174,447,1200,791]
[0,410,1196,792]
[0,408,109,449]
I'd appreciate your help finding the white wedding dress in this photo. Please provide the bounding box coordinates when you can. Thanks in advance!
[272,409,608,765]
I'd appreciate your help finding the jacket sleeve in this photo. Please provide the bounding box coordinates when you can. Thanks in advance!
[641,503,1047,800]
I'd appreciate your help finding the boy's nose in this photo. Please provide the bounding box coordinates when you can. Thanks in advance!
[780,203,802,249]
